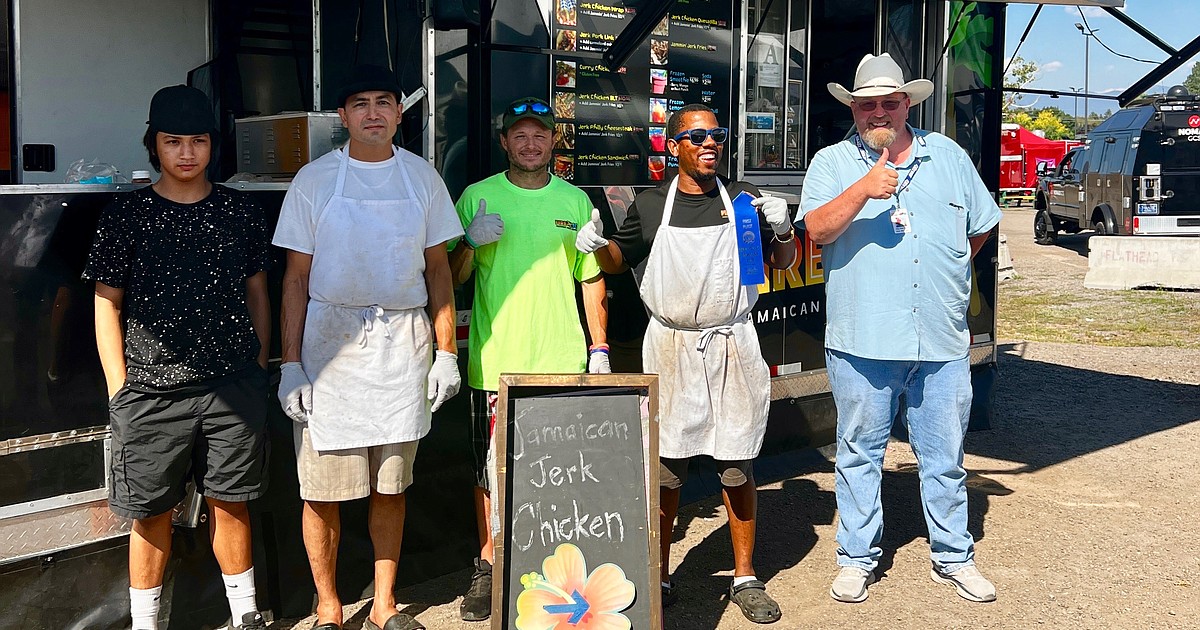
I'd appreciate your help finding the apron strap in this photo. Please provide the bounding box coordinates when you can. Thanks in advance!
[358,305,392,347]
[696,326,734,352]
[334,148,350,196]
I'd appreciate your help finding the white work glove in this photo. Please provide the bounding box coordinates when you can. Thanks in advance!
[588,348,612,374]
[464,198,503,248]
[751,195,794,236]
[427,350,461,412]
[278,362,313,423]
[575,208,609,253]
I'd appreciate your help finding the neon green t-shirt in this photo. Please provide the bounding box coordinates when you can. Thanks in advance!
[455,173,602,391]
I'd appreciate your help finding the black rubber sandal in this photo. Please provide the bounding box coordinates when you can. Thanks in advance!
[312,624,341,630]
[362,612,426,630]
[728,580,782,624]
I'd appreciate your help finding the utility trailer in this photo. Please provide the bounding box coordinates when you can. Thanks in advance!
[0,1,1006,626]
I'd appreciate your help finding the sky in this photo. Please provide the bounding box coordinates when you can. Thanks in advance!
[1003,1,1200,115]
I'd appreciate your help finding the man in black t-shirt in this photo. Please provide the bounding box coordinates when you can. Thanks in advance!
[84,86,270,630]
[576,104,796,623]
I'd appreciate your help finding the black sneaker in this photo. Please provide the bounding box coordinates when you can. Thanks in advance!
[460,557,492,621]
[229,612,266,630]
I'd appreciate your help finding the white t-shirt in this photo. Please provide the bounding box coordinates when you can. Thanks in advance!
[273,146,463,309]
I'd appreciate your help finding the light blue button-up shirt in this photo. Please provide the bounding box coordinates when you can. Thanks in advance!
[799,129,1002,362]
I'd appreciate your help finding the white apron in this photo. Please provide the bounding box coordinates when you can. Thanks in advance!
[640,177,771,460]
[303,148,433,451]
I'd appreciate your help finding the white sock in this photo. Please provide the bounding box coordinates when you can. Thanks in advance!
[222,567,259,623]
[732,575,758,587]
[129,586,162,630]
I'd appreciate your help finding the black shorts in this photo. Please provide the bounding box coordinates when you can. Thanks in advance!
[469,388,498,490]
[659,457,754,490]
[108,368,269,519]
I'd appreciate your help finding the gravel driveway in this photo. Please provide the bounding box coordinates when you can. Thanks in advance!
[277,208,1200,629]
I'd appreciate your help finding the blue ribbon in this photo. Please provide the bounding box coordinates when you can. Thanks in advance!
[732,191,765,286]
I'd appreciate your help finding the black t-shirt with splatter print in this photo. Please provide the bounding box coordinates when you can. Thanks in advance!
[84,185,270,391]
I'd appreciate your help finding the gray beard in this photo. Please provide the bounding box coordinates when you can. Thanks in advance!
[863,127,898,152]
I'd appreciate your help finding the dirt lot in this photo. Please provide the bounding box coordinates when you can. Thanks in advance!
[277,208,1200,630]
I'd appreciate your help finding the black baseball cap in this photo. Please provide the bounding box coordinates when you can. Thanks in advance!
[502,97,554,132]
[147,85,216,135]
[336,64,404,107]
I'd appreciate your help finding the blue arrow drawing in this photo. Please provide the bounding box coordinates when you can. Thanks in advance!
[543,589,590,624]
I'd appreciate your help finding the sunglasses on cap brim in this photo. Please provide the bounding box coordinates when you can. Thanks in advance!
[511,99,551,115]
[671,127,729,145]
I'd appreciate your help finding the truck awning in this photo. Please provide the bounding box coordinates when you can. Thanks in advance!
[975,1,1124,7]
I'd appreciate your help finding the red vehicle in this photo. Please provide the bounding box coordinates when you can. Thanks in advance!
[1000,123,1081,205]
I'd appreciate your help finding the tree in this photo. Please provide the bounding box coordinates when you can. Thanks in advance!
[1030,110,1071,140]
[1039,105,1076,135]
[1010,111,1034,128]
[1185,61,1200,95]
[1003,56,1039,115]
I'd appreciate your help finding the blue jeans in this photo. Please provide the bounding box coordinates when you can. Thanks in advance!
[826,349,975,573]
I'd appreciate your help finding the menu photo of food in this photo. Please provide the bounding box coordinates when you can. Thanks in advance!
[650,98,668,124]
[554,92,576,120]
[650,68,668,95]
[653,16,670,37]
[648,155,666,182]
[554,154,575,181]
[555,29,577,52]
[650,39,668,66]
[648,127,666,152]
[557,0,577,26]
[555,60,577,89]
[555,123,575,150]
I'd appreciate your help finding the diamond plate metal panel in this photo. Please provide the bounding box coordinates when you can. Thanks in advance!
[0,500,129,565]
[970,343,996,366]
[771,370,831,401]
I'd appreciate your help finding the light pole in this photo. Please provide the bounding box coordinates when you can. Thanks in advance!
[1069,86,1083,138]
[1075,23,1097,134]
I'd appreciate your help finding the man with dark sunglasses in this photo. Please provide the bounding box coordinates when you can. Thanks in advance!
[576,103,795,624]
[800,53,1001,604]
[448,96,608,622]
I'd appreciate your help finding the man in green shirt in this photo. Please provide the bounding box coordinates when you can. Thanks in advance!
[449,96,609,622]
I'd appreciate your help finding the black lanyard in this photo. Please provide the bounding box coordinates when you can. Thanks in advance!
[853,133,926,200]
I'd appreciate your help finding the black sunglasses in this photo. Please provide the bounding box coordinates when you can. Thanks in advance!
[511,99,551,115]
[672,127,729,145]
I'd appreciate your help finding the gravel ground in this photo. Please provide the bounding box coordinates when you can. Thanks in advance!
[275,208,1200,629]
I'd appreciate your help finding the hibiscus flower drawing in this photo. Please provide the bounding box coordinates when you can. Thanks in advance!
[515,543,636,630]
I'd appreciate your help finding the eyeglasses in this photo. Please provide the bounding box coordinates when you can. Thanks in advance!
[510,99,551,115]
[672,127,729,145]
[854,99,905,113]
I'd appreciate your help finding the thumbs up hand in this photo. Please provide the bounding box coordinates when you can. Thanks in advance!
[858,148,900,200]
[465,198,504,248]
[575,208,609,254]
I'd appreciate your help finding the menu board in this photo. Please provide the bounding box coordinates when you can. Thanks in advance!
[550,0,735,186]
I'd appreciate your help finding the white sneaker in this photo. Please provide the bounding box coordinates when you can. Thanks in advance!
[829,567,875,603]
[930,565,997,602]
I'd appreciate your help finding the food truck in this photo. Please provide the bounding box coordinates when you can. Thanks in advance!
[0,0,1009,626]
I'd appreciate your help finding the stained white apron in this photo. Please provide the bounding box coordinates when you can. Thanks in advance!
[303,147,433,451]
[639,177,771,460]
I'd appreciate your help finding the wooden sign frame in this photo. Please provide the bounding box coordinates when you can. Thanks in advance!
[492,373,661,630]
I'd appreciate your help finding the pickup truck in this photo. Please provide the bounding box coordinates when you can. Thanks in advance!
[1033,87,1200,244]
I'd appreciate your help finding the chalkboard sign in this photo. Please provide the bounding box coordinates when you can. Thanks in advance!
[494,374,660,630]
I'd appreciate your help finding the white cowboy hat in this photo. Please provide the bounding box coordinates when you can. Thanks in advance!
[827,53,934,106]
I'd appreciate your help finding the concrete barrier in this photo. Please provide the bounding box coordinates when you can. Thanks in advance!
[997,233,1014,280]
[1084,236,1200,290]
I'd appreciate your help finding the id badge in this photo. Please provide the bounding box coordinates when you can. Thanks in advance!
[891,205,911,234]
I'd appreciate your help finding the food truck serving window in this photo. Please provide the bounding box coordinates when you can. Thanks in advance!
[745,0,806,171]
